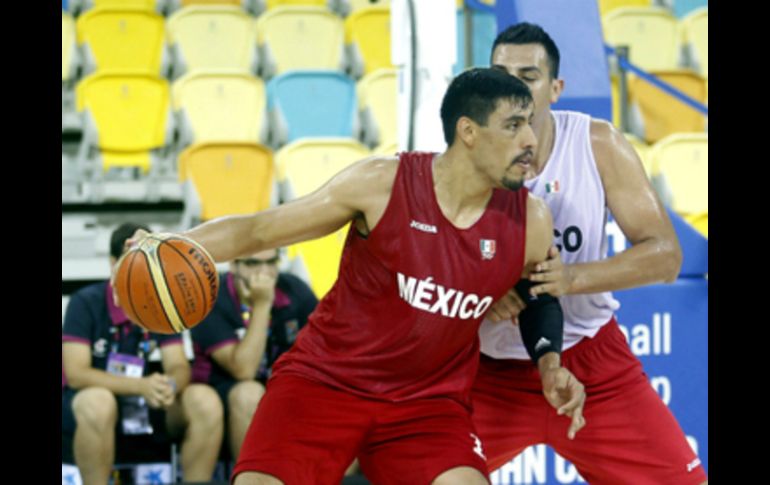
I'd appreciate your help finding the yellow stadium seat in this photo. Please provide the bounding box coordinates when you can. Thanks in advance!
[358,68,397,148]
[76,72,172,173]
[181,0,243,5]
[345,5,393,77]
[623,132,653,177]
[63,11,80,128]
[277,138,371,297]
[628,69,707,143]
[345,0,390,13]
[276,137,370,197]
[598,0,650,17]
[610,75,621,128]
[373,140,398,156]
[76,7,167,75]
[682,7,707,78]
[88,0,160,11]
[603,6,679,71]
[649,132,707,216]
[167,6,258,77]
[172,70,268,146]
[256,6,345,78]
[266,0,327,8]
[62,11,77,82]
[178,142,275,220]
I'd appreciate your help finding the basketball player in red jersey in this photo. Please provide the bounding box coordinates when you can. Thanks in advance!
[130,68,585,485]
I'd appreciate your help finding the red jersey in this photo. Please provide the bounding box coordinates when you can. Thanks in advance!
[272,152,528,406]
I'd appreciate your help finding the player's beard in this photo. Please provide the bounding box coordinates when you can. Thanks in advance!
[501,150,533,190]
[502,175,524,191]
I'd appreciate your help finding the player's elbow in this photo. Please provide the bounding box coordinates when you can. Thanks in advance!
[660,239,683,283]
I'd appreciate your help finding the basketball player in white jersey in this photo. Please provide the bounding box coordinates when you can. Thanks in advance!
[472,23,707,484]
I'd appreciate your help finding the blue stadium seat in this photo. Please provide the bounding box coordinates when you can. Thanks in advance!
[673,0,708,18]
[454,7,497,74]
[266,70,359,146]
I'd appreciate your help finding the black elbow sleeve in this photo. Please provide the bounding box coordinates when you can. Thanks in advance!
[514,279,564,364]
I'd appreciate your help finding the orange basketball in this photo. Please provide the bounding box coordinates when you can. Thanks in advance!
[113,233,219,334]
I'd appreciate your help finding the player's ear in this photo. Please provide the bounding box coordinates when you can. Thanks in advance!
[456,116,477,147]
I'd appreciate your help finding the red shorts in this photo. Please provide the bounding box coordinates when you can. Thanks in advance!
[232,373,489,485]
[471,319,707,485]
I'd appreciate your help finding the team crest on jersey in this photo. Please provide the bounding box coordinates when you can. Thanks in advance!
[479,239,496,260]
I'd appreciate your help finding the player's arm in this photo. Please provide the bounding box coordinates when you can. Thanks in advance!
[519,194,563,369]
[159,156,398,263]
[519,196,586,438]
[531,120,682,296]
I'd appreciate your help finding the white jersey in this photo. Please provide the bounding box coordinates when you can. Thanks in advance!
[480,110,620,359]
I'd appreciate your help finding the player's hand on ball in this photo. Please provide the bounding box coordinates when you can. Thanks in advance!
[126,228,151,252]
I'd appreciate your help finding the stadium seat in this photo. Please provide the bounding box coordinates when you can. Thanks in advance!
[372,140,398,156]
[597,0,651,17]
[341,0,390,15]
[267,70,359,146]
[358,68,397,148]
[62,11,80,129]
[166,0,252,16]
[167,6,258,78]
[672,0,708,18]
[265,0,328,8]
[345,5,393,78]
[172,70,268,147]
[603,6,680,71]
[62,12,77,82]
[628,69,707,143]
[77,7,168,76]
[276,138,371,297]
[178,0,244,6]
[178,142,275,221]
[649,132,707,216]
[454,6,497,74]
[76,72,173,174]
[80,0,163,12]
[681,7,707,78]
[256,6,345,79]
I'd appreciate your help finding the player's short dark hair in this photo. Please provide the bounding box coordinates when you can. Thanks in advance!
[110,223,151,259]
[440,67,533,146]
[492,22,561,79]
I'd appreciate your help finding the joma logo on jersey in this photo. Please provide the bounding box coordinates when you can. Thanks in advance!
[410,220,438,233]
[397,273,493,319]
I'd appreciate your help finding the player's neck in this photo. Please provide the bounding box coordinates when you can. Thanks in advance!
[432,152,494,227]
[531,111,556,176]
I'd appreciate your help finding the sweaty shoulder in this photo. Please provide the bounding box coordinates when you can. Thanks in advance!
[332,155,399,235]
[589,117,647,184]
[526,192,552,235]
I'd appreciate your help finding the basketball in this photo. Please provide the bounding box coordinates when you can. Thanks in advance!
[113,233,219,334]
